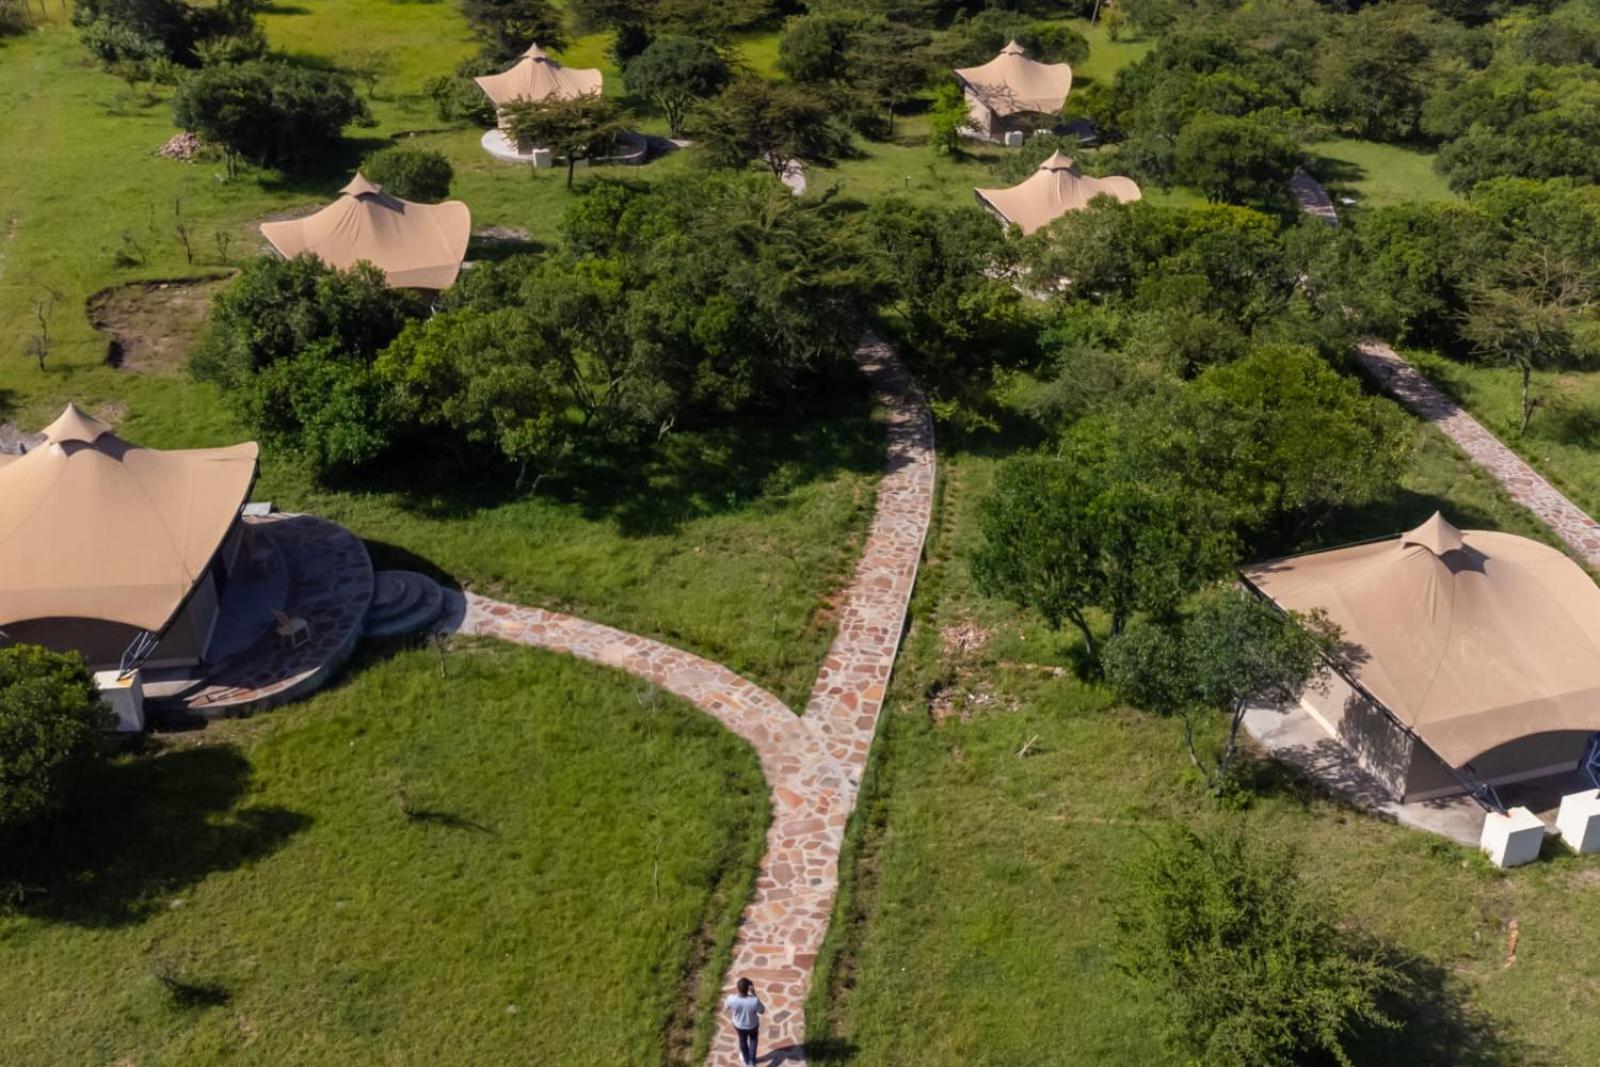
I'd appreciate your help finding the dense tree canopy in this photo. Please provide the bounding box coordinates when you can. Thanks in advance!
[623,35,729,136]
[172,59,371,173]
[362,147,455,203]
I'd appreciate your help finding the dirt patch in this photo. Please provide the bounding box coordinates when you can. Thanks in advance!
[940,619,992,657]
[88,275,232,374]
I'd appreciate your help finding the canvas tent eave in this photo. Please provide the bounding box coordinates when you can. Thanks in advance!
[0,405,260,634]
[474,43,604,108]
[974,152,1141,235]
[1241,515,1600,769]
[954,41,1073,118]
[260,178,472,291]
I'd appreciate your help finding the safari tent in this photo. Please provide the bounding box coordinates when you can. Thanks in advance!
[0,405,259,670]
[954,41,1073,141]
[974,151,1141,234]
[259,174,472,292]
[1242,513,1600,803]
[474,43,604,129]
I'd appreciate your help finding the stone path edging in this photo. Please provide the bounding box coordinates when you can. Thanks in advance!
[1291,166,1338,227]
[448,332,934,1065]
[1355,341,1600,567]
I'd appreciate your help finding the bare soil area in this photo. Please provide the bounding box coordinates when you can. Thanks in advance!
[87,275,232,374]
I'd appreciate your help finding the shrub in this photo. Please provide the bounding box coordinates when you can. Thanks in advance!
[193,255,422,476]
[1115,824,1401,1066]
[172,59,372,174]
[927,80,969,156]
[0,646,108,843]
[363,147,454,202]
[424,56,500,128]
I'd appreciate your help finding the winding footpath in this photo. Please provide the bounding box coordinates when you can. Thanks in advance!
[450,333,935,1065]
[1356,342,1600,566]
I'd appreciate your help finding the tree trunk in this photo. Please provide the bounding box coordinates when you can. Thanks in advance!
[1520,362,1533,436]
[1214,702,1249,788]
[566,155,577,190]
[1067,609,1098,667]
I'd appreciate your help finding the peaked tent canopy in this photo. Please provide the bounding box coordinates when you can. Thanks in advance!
[975,152,1141,234]
[954,40,1073,118]
[1242,513,1600,769]
[474,43,604,108]
[259,174,472,291]
[0,404,259,634]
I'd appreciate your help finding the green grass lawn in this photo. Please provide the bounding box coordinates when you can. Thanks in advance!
[0,640,767,1065]
[1305,137,1458,210]
[1406,351,1600,531]
[807,417,1600,1064]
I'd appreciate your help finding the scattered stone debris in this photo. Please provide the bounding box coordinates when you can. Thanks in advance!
[156,131,203,161]
[940,619,993,657]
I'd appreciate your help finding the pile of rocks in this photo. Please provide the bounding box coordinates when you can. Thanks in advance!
[156,132,203,161]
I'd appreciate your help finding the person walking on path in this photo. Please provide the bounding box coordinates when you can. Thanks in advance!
[723,977,765,1066]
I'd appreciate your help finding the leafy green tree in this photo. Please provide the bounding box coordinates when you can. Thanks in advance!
[503,93,629,189]
[1460,245,1600,435]
[1311,9,1431,141]
[697,80,849,179]
[172,59,372,175]
[1114,823,1402,1065]
[0,646,108,842]
[971,441,1237,667]
[1173,113,1299,206]
[927,80,970,156]
[362,147,454,202]
[1424,66,1600,191]
[192,256,422,475]
[459,0,566,63]
[1343,201,1491,347]
[777,12,854,85]
[623,35,729,136]
[848,16,933,136]
[378,308,574,489]
[1176,346,1414,543]
[1103,587,1339,790]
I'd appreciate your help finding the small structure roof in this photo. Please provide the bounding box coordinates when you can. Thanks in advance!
[259,174,472,291]
[474,43,604,108]
[954,41,1073,118]
[1242,514,1600,768]
[0,404,259,633]
[974,152,1141,235]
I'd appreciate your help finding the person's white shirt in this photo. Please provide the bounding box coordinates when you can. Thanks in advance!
[723,992,765,1030]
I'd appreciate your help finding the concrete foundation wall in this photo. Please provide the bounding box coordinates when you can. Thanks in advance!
[1301,670,1414,800]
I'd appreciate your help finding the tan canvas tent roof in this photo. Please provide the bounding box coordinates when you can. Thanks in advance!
[474,43,604,108]
[1242,514,1600,768]
[0,404,259,633]
[954,41,1073,118]
[260,175,471,290]
[975,152,1141,234]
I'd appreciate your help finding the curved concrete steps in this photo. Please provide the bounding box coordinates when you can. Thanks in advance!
[365,570,446,637]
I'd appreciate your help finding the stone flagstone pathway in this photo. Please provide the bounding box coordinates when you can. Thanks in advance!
[1356,341,1600,566]
[450,332,934,1065]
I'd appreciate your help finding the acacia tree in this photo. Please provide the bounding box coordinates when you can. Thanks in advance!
[1460,245,1599,435]
[459,0,566,62]
[503,93,629,188]
[970,443,1237,668]
[1173,114,1299,207]
[622,35,728,136]
[1103,587,1338,791]
[697,79,848,180]
[1115,824,1402,1066]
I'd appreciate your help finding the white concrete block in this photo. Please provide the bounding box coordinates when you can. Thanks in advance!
[1556,789,1600,854]
[1003,130,1025,148]
[93,669,146,733]
[1480,806,1545,868]
[530,148,553,169]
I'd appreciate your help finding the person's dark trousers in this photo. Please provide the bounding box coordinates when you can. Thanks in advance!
[736,1026,759,1066]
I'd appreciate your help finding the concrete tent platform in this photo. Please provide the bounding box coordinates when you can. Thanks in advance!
[1244,702,1588,848]
[479,128,655,166]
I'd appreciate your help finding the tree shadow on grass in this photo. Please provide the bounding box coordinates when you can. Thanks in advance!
[1346,953,1552,1067]
[1537,404,1600,449]
[1,744,309,928]
[1305,152,1367,191]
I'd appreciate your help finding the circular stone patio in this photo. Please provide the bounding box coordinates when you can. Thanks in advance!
[479,128,654,166]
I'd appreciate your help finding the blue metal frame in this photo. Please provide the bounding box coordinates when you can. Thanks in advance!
[1581,733,1600,792]
[1457,762,1507,816]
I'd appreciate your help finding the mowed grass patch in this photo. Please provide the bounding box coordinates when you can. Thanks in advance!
[1406,351,1600,532]
[1306,137,1458,210]
[809,418,1600,1064]
[0,641,768,1065]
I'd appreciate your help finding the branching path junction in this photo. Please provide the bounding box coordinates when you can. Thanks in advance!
[446,333,935,1065]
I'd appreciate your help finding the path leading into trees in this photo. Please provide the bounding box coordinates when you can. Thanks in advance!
[1356,341,1600,566]
[450,333,934,1065]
